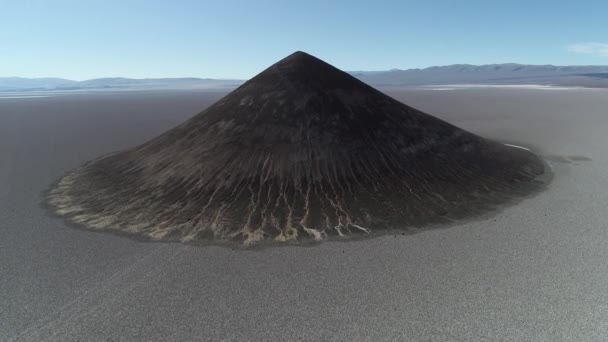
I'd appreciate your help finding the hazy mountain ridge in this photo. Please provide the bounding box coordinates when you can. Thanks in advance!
[351,63,608,87]
[0,77,77,91]
[3,63,608,92]
[0,77,242,92]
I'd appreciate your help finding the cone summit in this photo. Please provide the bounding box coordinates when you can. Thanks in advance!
[48,51,546,245]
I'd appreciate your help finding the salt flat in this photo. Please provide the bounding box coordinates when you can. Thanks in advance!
[1,88,607,341]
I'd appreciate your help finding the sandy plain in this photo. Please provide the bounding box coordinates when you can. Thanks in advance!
[1,87,607,341]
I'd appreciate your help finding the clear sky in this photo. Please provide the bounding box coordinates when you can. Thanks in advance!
[2,0,607,80]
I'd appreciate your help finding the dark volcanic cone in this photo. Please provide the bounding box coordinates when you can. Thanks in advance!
[48,51,547,245]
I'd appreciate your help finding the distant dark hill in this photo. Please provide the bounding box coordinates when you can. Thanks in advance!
[352,63,608,87]
[48,51,547,245]
[580,73,608,79]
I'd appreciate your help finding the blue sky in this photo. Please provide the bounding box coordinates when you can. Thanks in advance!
[1,0,607,80]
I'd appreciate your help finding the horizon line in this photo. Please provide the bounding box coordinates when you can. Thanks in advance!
[3,62,608,82]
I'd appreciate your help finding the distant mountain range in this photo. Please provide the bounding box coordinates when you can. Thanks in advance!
[3,63,608,92]
[0,77,242,92]
[351,63,608,87]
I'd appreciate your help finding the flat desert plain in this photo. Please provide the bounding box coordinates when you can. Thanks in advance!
[1,87,607,341]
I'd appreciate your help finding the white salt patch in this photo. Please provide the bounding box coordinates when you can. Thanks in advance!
[418,84,591,91]
[503,143,531,151]
[0,95,50,99]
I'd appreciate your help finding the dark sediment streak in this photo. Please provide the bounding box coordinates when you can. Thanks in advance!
[47,51,548,245]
